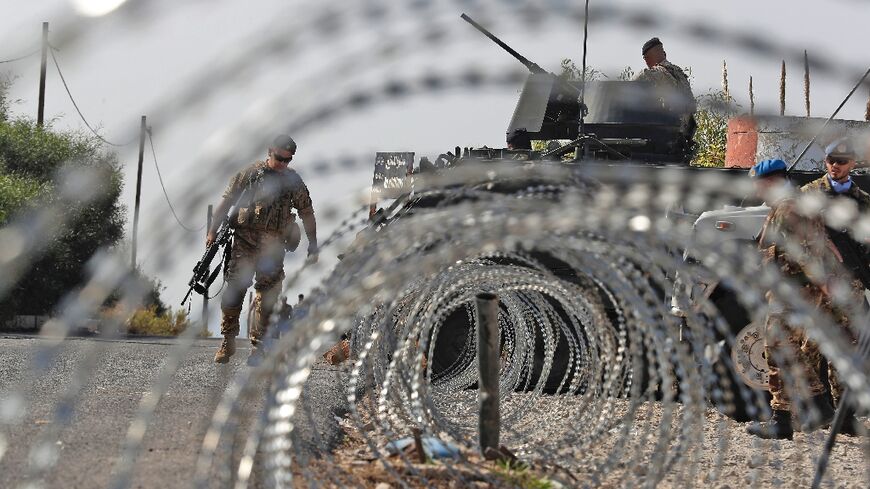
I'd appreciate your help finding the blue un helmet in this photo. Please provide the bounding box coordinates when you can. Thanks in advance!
[749,159,788,179]
[824,137,857,159]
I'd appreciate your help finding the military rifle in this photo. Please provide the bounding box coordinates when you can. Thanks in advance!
[181,181,258,306]
[181,215,233,306]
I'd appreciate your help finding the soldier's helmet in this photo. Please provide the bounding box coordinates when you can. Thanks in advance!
[749,159,787,179]
[273,134,297,153]
[825,138,856,159]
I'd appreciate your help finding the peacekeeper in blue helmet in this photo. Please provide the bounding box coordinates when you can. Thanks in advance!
[747,158,848,439]
[799,138,869,436]
[802,138,870,285]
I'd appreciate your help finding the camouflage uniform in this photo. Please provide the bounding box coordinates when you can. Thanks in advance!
[634,60,693,102]
[220,161,313,346]
[634,60,696,152]
[759,197,844,412]
[801,175,869,406]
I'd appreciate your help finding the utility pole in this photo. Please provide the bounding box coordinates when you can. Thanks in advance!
[202,205,212,329]
[131,115,146,269]
[37,22,48,127]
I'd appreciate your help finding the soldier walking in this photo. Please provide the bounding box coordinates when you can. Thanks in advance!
[746,159,843,439]
[207,135,318,364]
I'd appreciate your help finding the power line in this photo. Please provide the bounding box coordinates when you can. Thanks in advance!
[0,48,40,64]
[48,46,137,147]
[147,130,204,233]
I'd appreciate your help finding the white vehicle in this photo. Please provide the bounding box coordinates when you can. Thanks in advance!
[671,204,773,421]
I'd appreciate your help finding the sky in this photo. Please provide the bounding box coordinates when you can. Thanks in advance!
[2,0,869,333]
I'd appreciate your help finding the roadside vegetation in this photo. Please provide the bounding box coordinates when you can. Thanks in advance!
[0,77,194,335]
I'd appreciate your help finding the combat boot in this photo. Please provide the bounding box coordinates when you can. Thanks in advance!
[247,345,264,366]
[800,394,835,432]
[323,338,350,365]
[747,410,794,440]
[214,336,236,364]
[838,408,864,437]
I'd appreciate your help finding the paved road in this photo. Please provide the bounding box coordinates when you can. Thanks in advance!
[0,334,350,489]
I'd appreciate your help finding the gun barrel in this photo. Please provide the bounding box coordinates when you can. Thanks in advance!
[460,14,547,75]
[181,287,193,306]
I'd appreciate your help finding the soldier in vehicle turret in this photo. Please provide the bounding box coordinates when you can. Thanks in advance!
[634,37,696,156]
[634,37,693,106]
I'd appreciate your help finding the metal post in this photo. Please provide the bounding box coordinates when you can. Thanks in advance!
[202,205,213,329]
[476,292,500,455]
[36,22,48,127]
[131,115,146,269]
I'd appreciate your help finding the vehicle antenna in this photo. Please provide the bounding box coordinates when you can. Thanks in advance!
[786,66,870,172]
[579,0,591,159]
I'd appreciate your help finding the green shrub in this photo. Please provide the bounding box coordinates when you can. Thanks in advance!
[492,460,553,489]
[692,90,737,168]
[0,80,126,320]
[125,306,208,337]
[0,172,48,224]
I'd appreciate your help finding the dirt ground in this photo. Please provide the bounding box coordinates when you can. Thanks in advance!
[294,395,869,488]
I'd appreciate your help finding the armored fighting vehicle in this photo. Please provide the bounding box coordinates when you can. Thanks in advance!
[354,14,870,421]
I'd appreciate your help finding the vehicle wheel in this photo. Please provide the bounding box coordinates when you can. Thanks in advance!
[707,287,771,422]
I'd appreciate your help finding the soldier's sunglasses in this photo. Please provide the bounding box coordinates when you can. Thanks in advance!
[272,152,293,163]
[826,157,852,165]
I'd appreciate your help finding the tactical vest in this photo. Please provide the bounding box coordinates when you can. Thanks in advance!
[234,165,301,233]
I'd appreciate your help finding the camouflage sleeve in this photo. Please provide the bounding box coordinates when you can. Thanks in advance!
[634,67,672,85]
[763,201,840,281]
[292,179,314,216]
[221,166,254,200]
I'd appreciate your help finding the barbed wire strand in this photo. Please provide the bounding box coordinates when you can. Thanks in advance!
[0,48,40,64]
[147,130,205,233]
[48,46,137,147]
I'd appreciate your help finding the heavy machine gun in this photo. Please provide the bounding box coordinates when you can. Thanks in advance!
[461,13,695,163]
[461,13,586,142]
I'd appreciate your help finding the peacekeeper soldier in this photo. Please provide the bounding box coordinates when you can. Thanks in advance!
[634,37,694,111]
[747,159,844,440]
[801,137,869,436]
[207,135,318,364]
[634,37,696,156]
[802,138,870,282]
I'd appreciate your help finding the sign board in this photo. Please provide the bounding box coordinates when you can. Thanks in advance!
[370,152,414,217]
